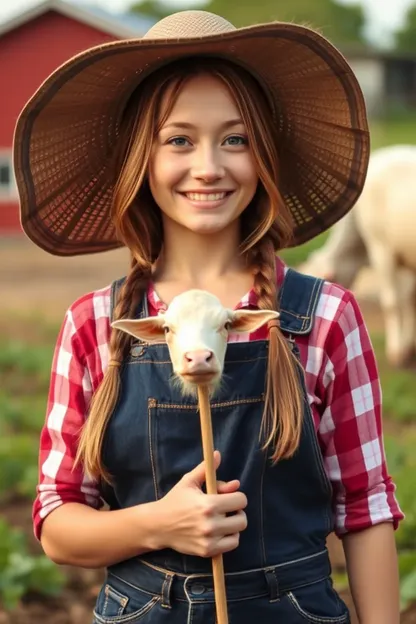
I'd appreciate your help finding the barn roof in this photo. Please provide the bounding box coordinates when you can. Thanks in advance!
[0,0,155,40]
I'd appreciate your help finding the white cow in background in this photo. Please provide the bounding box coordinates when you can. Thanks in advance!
[299,144,416,367]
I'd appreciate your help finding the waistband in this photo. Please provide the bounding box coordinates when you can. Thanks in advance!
[107,549,331,605]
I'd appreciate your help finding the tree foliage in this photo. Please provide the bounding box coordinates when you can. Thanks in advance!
[129,0,366,45]
[394,4,416,52]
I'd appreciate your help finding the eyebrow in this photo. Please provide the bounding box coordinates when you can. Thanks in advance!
[161,119,244,131]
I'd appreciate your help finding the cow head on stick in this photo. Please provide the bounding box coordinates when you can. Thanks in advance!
[112,289,278,395]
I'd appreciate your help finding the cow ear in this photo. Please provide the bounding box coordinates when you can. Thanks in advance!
[112,317,165,343]
[230,309,279,333]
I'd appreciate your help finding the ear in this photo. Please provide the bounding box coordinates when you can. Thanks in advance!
[111,317,165,343]
[230,309,279,333]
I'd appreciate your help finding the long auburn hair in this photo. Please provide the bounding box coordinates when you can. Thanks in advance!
[75,57,304,483]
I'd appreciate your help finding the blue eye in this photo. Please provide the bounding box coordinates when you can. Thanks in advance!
[168,136,190,147]
[224,135,247,146]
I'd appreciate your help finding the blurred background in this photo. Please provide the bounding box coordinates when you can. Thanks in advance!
[1,0,416,622]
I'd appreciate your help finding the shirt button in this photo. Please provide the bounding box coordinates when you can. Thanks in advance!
[190,583,206,595]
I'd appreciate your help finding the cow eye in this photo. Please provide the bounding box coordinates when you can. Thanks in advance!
[163,326,170,334]
[224,321,232,331]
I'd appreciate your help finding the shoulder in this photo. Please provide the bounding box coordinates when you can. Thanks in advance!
[312,278,369,354]
[68,284,112,322]
[59,284,112,352]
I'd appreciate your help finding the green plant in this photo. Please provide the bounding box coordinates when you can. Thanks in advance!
[0,340,53,396]
[0,392,47,435]
[0,518,65,610]
[0,435,40,502]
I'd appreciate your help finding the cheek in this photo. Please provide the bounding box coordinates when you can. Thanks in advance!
[166,339,182,370]
[213,334,227,367]
[150,152,186,191]
[234,155,258,190]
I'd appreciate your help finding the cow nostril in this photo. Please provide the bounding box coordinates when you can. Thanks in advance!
[184,350,214,365]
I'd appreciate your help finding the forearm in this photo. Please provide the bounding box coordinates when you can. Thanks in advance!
[40,502,164,568]
[342,522,400,624]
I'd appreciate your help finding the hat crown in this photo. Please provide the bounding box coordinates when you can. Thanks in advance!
[143,10,236,40]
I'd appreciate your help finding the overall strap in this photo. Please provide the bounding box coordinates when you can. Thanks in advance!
[110,277,126,323]
[110,276,149,322]
[278,268,324,336]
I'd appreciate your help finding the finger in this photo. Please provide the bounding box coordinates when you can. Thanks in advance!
[208,491,248,514]
[184,451,221,487]
[209,533,241,557]
[213,510,248,536]
[217,480,240,494]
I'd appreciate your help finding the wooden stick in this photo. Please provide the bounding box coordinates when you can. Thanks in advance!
[197,385,229,624]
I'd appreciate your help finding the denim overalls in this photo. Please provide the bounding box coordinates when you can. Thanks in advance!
[93,268,350,624]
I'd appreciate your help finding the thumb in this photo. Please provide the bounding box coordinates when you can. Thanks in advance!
[183,450,221,488]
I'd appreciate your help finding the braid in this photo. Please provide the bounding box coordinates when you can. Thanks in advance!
[74,258,152,483]
[250,237,304,463]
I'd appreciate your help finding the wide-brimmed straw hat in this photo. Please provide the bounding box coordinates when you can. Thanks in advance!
[13,9,370,257]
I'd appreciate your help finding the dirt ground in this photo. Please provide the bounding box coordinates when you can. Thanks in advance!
[0,238,412,623]
[0,237,384,327]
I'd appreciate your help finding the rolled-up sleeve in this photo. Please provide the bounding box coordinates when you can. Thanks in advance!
[318,290,404,535]
[32,303,103,541]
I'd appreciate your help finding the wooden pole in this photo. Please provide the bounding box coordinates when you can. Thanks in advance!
[197,385,229,624]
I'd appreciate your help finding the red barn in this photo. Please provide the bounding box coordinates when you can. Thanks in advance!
[0,0,151,233]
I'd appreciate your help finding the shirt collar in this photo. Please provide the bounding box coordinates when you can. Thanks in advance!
[147,255,287,313]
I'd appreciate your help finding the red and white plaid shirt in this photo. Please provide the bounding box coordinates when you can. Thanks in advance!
[33,257,404,540]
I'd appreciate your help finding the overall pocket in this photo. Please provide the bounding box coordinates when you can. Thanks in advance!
[283,578,350,623]
[147,395,265,500]
[93,573,160,623]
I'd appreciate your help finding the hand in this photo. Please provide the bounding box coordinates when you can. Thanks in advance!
[155,451,248,558]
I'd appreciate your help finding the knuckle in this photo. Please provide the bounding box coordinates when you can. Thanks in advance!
[240,493,248,508]
[201,521,214,538]
[200,541,214,558]
[200,498,215,517]
[240,511,248,528]
[224,534,239,553]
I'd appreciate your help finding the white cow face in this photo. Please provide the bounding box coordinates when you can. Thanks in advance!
[112,289,278,395]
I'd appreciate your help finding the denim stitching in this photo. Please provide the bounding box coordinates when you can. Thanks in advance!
[301,276,317,332]
[107,572,156,597]
[126,356,267,365]
[160,573,173,609]
[149,396,263,410]
[259,448,267,567]
[147,398,160,500]
[286,591,349,623]
[302,277,322,332]
[93,597,160,624]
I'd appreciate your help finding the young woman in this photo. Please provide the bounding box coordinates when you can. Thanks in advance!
[14,10,403,624]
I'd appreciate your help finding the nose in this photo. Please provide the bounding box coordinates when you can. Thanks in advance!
[191,147,225,182]
[183,349,214,374]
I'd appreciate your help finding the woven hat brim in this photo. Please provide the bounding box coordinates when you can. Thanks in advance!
[13,21,370,257]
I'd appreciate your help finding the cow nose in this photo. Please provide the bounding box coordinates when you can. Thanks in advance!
[184,350,213,367]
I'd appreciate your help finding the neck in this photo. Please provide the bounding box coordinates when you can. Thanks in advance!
[153,219,247,286]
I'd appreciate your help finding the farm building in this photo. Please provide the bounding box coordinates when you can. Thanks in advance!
[0,0,151,234]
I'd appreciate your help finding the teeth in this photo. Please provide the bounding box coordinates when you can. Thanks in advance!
[185,192,227,201]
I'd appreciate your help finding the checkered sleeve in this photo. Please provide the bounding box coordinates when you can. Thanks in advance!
[32,288,112,540]
[317,286,404,535]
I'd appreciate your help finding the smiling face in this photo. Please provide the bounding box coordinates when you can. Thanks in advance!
[148,73,259,238]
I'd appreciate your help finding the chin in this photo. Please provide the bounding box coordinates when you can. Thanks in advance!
[186,218,233,235]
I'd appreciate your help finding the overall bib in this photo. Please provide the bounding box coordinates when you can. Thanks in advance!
[93,269,350,624]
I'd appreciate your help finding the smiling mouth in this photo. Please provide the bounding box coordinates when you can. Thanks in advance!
[180,191,234,202]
